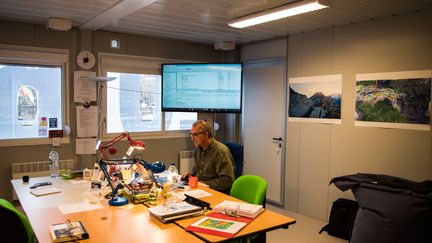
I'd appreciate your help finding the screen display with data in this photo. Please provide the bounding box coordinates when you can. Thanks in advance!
[162,63,242,113]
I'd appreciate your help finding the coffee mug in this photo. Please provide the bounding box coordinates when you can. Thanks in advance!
[22,175,29,183]
[189,176,198,188]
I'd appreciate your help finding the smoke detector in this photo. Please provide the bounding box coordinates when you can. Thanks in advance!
[46,17,72,31]
[214,41,236,51]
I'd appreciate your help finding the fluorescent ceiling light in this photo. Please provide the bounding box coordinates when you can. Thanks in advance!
[228,0,329,28]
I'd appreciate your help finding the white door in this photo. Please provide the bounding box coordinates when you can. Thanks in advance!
[242,59,286,206]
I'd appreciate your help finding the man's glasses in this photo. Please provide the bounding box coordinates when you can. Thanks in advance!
[190,131,206,137]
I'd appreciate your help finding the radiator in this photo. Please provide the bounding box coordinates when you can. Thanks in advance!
[179,150,194,174]
[11,159,75,200]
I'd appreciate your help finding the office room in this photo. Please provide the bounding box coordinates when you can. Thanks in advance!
[1,0,432,242]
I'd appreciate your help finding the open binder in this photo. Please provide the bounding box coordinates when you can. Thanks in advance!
[213,200,264,219]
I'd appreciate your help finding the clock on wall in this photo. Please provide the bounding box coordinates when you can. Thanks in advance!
[76,50,96,70]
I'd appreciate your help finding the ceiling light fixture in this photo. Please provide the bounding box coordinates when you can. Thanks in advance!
[228,0,329,28]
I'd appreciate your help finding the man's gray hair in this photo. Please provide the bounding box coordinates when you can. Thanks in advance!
[193,120,213,138]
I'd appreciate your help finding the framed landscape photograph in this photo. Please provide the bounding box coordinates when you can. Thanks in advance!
[355,70,432,130]
[288,74,342,124]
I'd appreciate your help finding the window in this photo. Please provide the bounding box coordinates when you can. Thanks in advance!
[0,45,68,145]
[105,71,196,135]
[0,64,62,139]
[106,72,161,133]
[165,112,197,131]
[0,64,62,140]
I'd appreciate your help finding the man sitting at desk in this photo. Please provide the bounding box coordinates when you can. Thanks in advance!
[182,120,235,194]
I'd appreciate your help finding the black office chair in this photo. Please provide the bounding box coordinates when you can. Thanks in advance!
[223,142,244,179]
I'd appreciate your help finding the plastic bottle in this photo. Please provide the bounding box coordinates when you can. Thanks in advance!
[49,148,60,178]
[167,162,179,183]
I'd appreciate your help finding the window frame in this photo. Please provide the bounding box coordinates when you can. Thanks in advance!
[99,53,197,140]
[0,44,69,147]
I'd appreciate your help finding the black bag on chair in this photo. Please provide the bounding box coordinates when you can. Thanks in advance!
[319,198,358,240]
[330,173,432,243]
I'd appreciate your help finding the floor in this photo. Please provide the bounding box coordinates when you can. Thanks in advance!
[266,205,347,243]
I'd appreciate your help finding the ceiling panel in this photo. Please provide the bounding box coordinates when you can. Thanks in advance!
[0,0,431,45]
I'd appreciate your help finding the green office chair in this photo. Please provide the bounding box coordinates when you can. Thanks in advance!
[230,175,267,206]
[0,199,36,243]
[230,175,267,243]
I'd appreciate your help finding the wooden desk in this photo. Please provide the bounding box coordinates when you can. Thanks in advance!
[12,177,295,243]
[11,176,91,212]
[12,177,203,243]
[175,186,296,242]
[26,204,202,243]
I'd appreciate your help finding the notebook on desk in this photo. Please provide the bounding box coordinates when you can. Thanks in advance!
[50,220,89,243]
[148,201,203,223]
[30,186,61,196]
[186,212,253,238]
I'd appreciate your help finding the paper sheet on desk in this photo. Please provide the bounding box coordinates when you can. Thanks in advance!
[30,187,61,196]
[182,189,212,199]
[68,179,89,185]
[58,202,103,214]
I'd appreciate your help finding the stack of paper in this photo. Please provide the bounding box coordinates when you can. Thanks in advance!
[148,201,203,223]
[213,200,265,219]
[30,186,61,196]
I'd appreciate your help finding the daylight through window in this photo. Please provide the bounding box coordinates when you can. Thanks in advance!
[105,71,196,134]
[0,64,62,140]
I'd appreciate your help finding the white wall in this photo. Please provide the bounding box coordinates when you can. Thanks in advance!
[285,10,432,221]
[240,10,432,221]
[241,38,287,61]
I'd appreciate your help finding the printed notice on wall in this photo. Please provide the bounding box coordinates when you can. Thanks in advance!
[74,71,97,102]
[76,106,98,137]
[76,138,97,154]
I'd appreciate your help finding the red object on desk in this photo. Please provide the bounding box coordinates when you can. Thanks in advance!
[189,176,198,188]
[186,212,253,238]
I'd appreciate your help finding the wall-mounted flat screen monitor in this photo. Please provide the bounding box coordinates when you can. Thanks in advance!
[162,63,243,113]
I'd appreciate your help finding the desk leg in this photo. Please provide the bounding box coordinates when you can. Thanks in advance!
[259,232,266,243]
[246,232,266,243]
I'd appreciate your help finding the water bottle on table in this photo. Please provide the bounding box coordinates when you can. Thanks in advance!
[167,162,179,183]
[49,149,60,178]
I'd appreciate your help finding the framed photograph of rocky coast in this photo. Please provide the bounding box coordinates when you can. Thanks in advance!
[288,74,342,124]
[355,70,431,130]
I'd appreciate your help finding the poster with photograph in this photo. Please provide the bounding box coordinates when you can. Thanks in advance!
[288,74,342,124]
[355,70,431,130]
